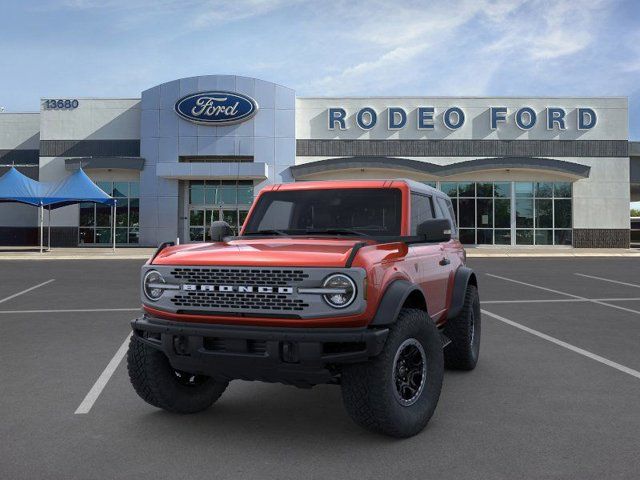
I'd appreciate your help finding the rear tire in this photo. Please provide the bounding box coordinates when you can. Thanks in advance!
[127,337,228,413]
[341,308,444,438]
[444,284,481,370]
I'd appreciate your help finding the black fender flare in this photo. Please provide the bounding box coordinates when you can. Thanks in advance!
[370,280,428,326]
[447,266,477,320]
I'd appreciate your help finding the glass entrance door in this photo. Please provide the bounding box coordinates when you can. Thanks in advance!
[189,207,249,241]
[221,209,239,235]
[187,180,254,242]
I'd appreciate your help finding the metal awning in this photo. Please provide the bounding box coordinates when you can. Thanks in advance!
[156,162,268,181]
[290,156,591,180]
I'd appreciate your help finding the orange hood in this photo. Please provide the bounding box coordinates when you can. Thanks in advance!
[151,238,372,267]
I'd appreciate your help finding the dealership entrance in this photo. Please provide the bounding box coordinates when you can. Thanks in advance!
[186,180,254,240]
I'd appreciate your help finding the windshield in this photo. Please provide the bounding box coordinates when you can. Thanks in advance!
[243,188,402,237]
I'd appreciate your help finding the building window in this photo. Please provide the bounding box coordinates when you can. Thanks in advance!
[438,181,572,246]
[78,181,139,245]
[179,156,253,163]
[188,180,254,241]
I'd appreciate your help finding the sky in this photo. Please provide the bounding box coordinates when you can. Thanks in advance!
[1,0,638,130]
[1,0,639,204]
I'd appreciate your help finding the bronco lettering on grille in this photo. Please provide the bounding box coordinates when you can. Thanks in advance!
[182,285,294,294]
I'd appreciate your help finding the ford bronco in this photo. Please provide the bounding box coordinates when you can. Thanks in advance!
[128,180,480,437]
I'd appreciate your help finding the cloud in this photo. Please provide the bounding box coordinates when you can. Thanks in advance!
[308,0,499,94]
[191,0,304,28]
[5,0,638,140]
[50,0,304,27]
[305,0,613,95]
[485,0,610,60]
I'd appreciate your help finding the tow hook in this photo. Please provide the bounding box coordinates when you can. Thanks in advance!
[173,335,190,356]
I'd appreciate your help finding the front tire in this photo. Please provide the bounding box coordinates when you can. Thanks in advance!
[444,284,481,370]
[341,308,444,438]
[127,336,228,413]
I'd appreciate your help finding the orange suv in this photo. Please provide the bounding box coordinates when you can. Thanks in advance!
[128,180,480,437]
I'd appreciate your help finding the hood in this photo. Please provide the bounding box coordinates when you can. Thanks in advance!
[152,237,372,267]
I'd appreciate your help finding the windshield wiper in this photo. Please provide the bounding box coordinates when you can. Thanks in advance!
[244,229,289,236]
[304,228,370,237]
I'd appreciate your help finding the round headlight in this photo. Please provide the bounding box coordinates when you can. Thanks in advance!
[143,270,165,301]
[322,274,356,308]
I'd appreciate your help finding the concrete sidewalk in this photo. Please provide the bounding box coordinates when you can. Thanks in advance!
[0,245,639,260]
[0,247,156,260]
[465,247,640,257]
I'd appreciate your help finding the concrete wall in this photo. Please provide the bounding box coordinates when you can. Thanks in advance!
[0,113,40,149]
[571,157,630,229]
[0,113,40,228]
[40,99,141,141]
[139,75,296,245]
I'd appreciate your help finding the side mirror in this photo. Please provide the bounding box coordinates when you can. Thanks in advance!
[209,221,233,242]
[417,218,452,242]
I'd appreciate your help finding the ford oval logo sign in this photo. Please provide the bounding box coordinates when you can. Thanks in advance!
[174,91,258,125]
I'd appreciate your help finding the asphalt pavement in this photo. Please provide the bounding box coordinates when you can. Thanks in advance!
[1,257,639,479]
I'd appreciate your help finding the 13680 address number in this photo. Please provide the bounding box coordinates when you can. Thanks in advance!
[44,99,79,109]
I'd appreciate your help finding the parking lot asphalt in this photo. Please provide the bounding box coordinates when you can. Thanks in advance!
[1,257,639,479]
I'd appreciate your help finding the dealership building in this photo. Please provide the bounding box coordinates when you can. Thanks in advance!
[1,74,638,248]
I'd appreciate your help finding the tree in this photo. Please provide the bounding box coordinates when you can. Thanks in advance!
[631,208,640,217]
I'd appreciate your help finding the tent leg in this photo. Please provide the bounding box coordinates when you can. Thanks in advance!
[112,203,116,253]
[47,208,51,252]
[39,205,43,254]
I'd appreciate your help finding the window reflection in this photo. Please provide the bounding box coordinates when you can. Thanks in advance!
[78,181,140,245]
[187,180,255,242]
[436,181,572,246]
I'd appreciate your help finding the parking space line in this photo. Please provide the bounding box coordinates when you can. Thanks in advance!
[74,333,131,415]
[0,308,140,314]
[483,297,640,304]
[0,279,55,304]
[575,273,640,289]
[482,309,640,380]
[486,273,640,316]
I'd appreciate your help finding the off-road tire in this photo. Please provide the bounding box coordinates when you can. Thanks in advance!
[444,284,480,370]
[341,308,444,438]
[127,336,228,413]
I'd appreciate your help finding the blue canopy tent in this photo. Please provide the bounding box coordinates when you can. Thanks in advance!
[43,168,116,208]
[0,167,46,206]
[0,167,116,252]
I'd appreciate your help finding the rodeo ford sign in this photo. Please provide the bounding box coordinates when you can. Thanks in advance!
[175,91,258,125]
[328,106,597,131]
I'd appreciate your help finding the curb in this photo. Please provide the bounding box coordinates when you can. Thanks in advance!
[467,253,640,258]
[0,255,152,260]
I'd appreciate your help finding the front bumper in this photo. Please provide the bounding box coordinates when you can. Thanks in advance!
[131,315,389,387]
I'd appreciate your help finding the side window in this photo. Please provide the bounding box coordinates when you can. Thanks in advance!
[410,193,434,235]
[437,197,458,238]
[256,200,294,230]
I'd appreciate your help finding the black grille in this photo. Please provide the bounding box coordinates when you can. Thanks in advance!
[170,267,309,286]
[202,337,267,355]
[171,291,309,311]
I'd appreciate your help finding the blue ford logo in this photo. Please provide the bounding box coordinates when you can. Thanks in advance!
[174,91,258,125]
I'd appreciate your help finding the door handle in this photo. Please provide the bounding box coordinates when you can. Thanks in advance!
[439,257,450,266]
